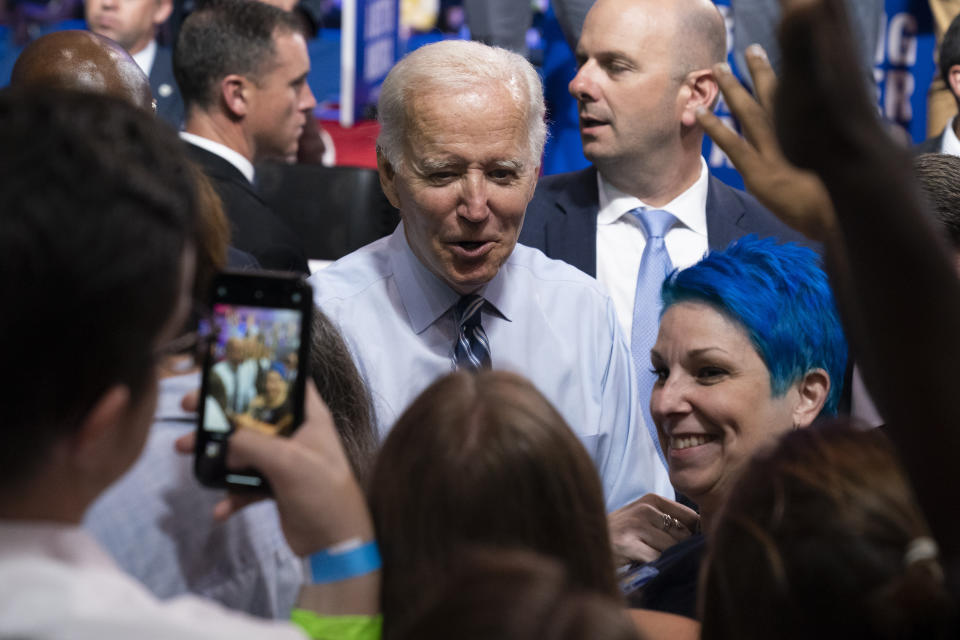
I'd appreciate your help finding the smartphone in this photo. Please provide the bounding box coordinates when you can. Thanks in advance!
[194,271,313,491]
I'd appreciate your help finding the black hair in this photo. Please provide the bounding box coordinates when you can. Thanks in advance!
[914,153,960,250]
[0,88,197,482]
[173,0,303,110]
[939,12,960,91]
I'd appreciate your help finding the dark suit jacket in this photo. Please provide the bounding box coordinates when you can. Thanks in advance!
[149,45,184,129]
[519,165,816,277]
[227,247,261,270]
[186,143,309,274]
[916,130,944,155]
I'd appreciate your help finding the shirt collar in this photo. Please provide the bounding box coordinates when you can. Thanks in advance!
[941,116,960,157]
[179,131,256,184]
[390,223,512,333]
[0,521,117,569]
[131,38,156,76]
[596,158,709,236]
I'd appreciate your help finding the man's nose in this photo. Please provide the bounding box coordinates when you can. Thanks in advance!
[568,62,598,102]
[300,82,317,112]
[458,173,489,222]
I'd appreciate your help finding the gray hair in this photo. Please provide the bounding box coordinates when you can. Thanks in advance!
[377,40,547,170]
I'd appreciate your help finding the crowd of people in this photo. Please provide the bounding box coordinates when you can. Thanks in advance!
[1,0,959,639]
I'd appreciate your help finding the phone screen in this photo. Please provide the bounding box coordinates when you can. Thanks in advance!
[195,272,312,490]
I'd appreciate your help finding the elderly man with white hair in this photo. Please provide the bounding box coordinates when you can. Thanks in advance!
[309,40,670,511]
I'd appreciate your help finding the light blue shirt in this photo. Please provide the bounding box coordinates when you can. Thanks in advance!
[84,372,304,619]
[309,224,671,510]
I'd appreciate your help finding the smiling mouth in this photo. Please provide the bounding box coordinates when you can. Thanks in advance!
[670,434,718,450]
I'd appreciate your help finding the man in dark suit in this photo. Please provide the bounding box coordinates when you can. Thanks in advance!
[173,0,314,274]
[520,0,810,525]
[918,12,960,156]
[521,0,808,330]
[85,0,184,127]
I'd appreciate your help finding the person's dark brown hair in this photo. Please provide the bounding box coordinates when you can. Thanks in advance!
[0,88,197,484]
[187,162,230,305]
[369,370,619,636]
[309,307,378,484]
[394,547,640,640]
[701,420,955,640]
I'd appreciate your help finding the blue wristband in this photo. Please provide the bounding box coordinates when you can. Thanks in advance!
[309,539,382,584]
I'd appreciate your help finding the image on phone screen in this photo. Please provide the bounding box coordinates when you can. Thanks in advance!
[203,304,303,438]
[195,272,312,490]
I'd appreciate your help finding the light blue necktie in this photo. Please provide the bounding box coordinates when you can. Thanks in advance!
[630,208,676,464]
[453,294,492,370]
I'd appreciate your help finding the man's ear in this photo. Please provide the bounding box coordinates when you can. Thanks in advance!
[221,74,249,119]
[376,148,402,209]
[949,65,960,103]
[792,368,830,429]
[154,0,174,26]
[680,69,719,128]
[68,385,132,476]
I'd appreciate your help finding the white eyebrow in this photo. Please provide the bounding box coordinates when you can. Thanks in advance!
[415,157,527,173]
[492,159,525,171]
[418,157,462,171]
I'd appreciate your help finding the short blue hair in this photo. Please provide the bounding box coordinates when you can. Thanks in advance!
[660,235,847,415]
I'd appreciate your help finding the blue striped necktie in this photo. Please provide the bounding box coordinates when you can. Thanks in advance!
[453,294,491,370]
[630,208,676,463]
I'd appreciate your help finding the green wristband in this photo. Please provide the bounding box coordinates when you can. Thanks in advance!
[290,610,382,640]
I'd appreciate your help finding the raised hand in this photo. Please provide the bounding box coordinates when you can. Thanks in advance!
[695,45,836,242]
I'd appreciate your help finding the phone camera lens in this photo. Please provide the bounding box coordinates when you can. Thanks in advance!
[254,290,264,300]
[292,293,302,303]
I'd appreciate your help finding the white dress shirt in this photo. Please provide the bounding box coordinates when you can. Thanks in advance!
[84,373,304,619]
[0,521,307,639]
[132,38,157,76]
[940,116,960,158]
[595,159,710,343]
[179,131,256,184]
[310,223,672,510]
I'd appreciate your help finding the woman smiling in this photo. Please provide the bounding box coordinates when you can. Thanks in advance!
[628,234,847,618]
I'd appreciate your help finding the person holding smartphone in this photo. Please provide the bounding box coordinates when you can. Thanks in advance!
[0,90,379,639]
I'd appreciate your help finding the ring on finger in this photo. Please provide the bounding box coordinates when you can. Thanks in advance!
[661,513,672,531]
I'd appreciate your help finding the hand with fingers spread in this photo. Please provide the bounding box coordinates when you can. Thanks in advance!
[608,493,700,565]
[695,45,836,242]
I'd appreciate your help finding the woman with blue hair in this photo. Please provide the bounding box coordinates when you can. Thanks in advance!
[234,362,295,436]
[626,234,847,621]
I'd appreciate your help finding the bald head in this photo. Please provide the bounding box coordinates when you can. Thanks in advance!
[10,30,154,113]
[571,0,726,200]
[585,0,725,75]
[672,0,727,74]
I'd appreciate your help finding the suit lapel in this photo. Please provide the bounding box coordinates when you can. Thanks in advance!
[705,175,747,251]
[544,167,600,277]
[185,143,270,207]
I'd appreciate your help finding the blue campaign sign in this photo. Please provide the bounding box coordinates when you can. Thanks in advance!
[702,0,743,189]
[874,2,936,144]
[340,0,399,126]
